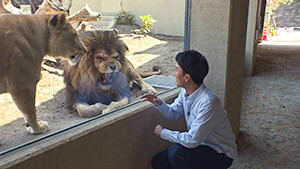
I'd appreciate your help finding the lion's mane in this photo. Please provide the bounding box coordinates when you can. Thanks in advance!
[63,29,129,109]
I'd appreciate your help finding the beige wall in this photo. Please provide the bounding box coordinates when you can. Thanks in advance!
[71,0,103,14]
[102,0,121,12]
[122,0,185,36]
[71,0,185,36]
[224,0,249,137]
[190,0,230,104]
[71,0,121,13]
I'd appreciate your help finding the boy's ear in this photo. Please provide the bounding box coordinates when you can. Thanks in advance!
[184,74,191,82]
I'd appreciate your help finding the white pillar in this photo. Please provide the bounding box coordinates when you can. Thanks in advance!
[245,0,260,76]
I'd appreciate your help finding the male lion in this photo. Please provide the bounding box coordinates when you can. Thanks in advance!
[63,29,160,117]
[0,14,87,134]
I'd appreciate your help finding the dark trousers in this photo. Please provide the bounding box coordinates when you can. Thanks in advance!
[151,144,233,169]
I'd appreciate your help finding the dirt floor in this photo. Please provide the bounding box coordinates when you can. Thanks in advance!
[0,30,299,168]
[231,42,300,168]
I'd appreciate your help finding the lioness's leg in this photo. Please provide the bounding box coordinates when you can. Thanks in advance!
[9,83,49,134]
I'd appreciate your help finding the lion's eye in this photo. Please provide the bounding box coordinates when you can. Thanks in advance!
[96,56,103,60]
[113,55,119,59]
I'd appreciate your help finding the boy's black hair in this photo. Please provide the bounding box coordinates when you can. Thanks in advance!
[175,50,209,85]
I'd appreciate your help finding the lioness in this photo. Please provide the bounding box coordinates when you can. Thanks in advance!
[0,14,87,134]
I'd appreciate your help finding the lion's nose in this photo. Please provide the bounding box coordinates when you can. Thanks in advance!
[109,64,116,70]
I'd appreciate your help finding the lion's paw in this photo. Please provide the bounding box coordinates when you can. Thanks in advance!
[102,108,111,114]
[109,101,119,107]
[141,85,156,94]
[26,121,49,134]
[95,103,107,109]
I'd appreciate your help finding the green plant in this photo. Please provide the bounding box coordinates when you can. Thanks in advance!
[132,15,157,36]
[114,9,135,25]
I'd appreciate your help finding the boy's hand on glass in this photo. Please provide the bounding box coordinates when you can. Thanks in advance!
[141,94,162,106]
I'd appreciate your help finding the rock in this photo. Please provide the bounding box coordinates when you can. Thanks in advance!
[114,24,140,34]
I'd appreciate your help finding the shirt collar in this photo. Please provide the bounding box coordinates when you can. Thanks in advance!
[185,83,206,101]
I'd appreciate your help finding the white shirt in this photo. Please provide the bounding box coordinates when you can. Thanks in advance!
[154,84,238,159]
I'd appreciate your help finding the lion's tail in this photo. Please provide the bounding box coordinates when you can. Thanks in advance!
[139,66,162,78]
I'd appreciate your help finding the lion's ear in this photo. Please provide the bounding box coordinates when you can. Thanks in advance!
[58,14,67,25]
[50,14,58,26]
[50,14,67,27]
[112,28,119,35]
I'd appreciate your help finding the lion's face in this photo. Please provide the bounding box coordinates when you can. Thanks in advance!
[62,29,129,93]
[92,48,122,74]
[48,14,87,65]
[80,29,128,76]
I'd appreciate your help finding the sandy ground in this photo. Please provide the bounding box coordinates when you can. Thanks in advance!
[0,30,299,168]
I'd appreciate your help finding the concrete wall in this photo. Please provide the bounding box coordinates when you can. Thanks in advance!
[189,0,249,137]
[121,0,185,36]
[71,0,103,14]
[224,0,249,137]
[71,0,185,36]
[189,0,230,103]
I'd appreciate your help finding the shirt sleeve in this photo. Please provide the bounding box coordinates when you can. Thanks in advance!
[160,100,221,148]
[154,89,185,120]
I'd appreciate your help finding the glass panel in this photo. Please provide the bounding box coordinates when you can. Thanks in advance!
[0,0,186,155]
